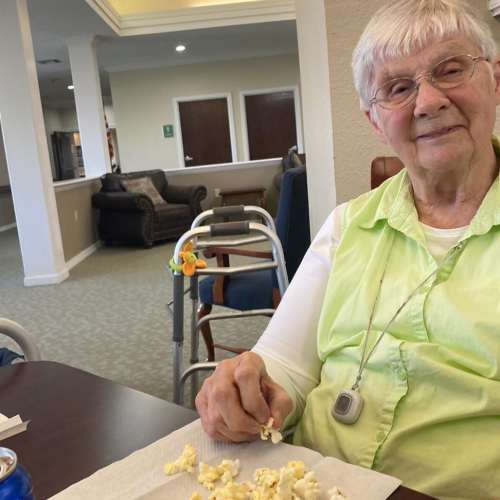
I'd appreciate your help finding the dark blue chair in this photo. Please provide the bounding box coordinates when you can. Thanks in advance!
[0,348,23,366]
[197,165,310,360]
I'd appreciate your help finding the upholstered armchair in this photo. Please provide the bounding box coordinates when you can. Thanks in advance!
[92,169,207,247]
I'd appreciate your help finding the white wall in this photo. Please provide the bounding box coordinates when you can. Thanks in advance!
[59,108,79,131]
[109,53,300,172]
[0,124,9,186]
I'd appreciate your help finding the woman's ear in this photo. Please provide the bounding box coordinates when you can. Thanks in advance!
[493,57,500,105]
[364,109,388,144]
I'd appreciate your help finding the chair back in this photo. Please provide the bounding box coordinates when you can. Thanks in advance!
[275,165,311,281]
[371,156,404,189]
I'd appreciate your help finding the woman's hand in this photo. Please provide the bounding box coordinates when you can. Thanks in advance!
[195,351,293,442]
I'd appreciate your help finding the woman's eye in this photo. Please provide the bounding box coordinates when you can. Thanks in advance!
[388,81,411,97]
[435,63,465,79]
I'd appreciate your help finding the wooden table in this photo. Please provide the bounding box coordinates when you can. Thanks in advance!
[0,362,433,499]
[0,362,197,499]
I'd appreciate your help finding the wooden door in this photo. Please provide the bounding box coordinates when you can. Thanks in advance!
[244,90,297,160]
[178,98,233,167]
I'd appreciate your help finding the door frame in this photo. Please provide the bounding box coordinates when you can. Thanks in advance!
[239,86,304,161]
[173,93,238,168]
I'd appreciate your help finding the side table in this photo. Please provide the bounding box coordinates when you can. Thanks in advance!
[219,186,266,209]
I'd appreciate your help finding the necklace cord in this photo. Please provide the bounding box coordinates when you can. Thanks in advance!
[352,239,440,391]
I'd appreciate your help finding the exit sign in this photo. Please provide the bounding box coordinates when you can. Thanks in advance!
[162,124,174,138]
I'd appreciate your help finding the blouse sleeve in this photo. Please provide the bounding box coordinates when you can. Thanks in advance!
[252,203,346,427]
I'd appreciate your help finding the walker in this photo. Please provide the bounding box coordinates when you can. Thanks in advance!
[170,205,289,406]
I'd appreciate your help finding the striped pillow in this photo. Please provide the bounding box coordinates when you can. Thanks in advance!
[121,177,166,206]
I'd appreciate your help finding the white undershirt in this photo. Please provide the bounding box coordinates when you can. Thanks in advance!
[420,222,468,265]
[252,203,470,422]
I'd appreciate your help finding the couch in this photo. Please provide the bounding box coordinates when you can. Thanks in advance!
[92,169,207,247]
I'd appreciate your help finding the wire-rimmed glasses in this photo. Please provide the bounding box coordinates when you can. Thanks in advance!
[369,54,488,110]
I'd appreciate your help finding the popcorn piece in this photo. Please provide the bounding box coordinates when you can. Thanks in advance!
[208,480,253,499]
[198,462,223,490]
[198,458,241,490]
[276,466,296,499]
[328,486,347,500]
[189,493,202,500]
[219,459,240,484]
[259,417,283,444]
[293,470,321,500]
[253,467,280,489]
[286,460,306,480]
[253,467,282,499]
[164,443,197,475]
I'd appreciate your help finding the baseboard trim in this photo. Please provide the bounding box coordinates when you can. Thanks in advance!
[0,222,16,233]
[22,241,101,286]
[66,240,102,271]
[24,269,70,287]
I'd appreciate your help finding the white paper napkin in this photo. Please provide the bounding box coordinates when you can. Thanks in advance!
[0,413,29,441]
[50,419,401,500]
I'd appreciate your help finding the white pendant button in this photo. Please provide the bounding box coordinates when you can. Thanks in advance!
[332,389,364,424]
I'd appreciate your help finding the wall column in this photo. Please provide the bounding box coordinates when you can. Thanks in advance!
[295,0,336,236]
[0,0,68,286]
[67,36,111,178]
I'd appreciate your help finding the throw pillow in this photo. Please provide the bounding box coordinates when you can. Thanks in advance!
[121,177,166,206]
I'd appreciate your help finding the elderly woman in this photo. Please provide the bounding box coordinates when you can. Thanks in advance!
[196,0,500,498]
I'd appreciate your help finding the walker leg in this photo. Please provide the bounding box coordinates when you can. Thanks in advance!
[189,276,199,408]
[173,341,183,404]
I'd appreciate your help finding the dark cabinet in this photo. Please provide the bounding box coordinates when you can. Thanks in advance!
[51,131,84,181]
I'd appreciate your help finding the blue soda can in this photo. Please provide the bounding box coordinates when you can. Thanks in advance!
[0,448,34,500]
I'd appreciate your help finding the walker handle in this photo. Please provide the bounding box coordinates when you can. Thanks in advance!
[209,221,250,236]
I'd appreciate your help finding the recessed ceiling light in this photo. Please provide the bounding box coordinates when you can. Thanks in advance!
[67,84,74,90]
[175,44,186,53]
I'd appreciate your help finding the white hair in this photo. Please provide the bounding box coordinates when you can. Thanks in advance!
[352,0,499,111]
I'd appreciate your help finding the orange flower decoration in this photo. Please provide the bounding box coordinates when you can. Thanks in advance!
[169,241,207,276]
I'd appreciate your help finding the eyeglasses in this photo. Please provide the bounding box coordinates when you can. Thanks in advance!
[369,54,488,110]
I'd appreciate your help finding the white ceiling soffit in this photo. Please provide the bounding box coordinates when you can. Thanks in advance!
[490,0,500,17]
[85,0,295,36]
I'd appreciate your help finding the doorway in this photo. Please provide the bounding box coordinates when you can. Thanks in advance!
[240,87,303,161]
[174,94,237,167]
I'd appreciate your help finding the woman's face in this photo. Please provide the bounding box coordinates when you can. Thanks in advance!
[366,36,500,174]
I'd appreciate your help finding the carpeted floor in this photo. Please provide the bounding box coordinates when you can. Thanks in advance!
[0,228,269,402]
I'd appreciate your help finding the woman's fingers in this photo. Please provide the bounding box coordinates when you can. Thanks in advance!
[262,374,293,429]
[196,352,292,443]
[196,354,267,442]
[233,352,271,425]
[211,368,262,436]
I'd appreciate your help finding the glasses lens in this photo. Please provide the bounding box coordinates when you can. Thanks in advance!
[376,78,415,109]
[432,55,472,88]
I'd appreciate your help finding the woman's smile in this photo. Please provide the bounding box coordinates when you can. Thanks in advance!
[416,125,464,141]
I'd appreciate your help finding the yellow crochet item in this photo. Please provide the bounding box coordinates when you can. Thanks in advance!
[169,241,206,276]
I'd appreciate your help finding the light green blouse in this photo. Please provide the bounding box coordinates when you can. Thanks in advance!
[294,142,500,500]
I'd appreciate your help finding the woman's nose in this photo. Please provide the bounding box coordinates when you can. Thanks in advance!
[413,79,451,118]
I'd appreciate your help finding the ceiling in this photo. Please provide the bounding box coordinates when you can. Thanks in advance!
[27,0,298,109]
[105,0,263,16]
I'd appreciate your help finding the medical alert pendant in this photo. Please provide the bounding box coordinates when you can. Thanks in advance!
[332,389,364,424]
